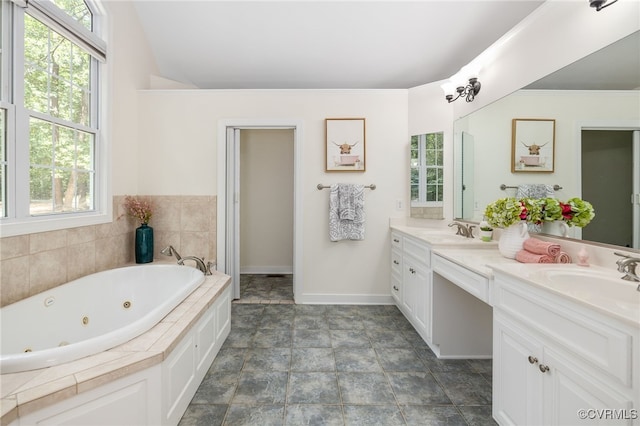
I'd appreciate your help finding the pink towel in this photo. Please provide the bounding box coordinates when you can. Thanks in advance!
[523,238,561,257]
[516,250,555,264]
[555,252,572,264]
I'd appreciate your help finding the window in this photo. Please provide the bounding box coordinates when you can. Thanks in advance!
[1,0,107,236]
[411,132,444,206]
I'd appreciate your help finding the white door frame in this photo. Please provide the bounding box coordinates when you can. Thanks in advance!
[577,119,640,248]
[217,119,303,300]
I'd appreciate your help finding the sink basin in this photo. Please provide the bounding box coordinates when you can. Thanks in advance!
[412,230,495,246]
[528,267,640,316]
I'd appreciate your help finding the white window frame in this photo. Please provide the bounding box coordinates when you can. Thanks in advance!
[0,0,110,237]
[411,132,444,208]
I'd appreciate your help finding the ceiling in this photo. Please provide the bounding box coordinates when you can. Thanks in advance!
[131,0,545,90]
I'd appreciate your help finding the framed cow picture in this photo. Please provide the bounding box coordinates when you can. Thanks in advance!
[325,118,366,172]
[511,118,555,173]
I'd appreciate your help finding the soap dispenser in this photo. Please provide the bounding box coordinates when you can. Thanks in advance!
[577,247,590,267]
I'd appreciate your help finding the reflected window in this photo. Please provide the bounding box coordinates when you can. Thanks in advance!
[411,132,444,206]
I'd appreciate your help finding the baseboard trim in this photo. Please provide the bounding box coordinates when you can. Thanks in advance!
[295,293,394,305]
[240,266,293,274]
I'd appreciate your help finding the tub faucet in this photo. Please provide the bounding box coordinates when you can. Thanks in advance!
[161,246,213,276]
[614,252,640,291]
[161,245,182,261]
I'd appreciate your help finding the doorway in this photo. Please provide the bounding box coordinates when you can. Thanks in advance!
[216,119,304,302]
[581,128,640,248]
[239,129,294,302]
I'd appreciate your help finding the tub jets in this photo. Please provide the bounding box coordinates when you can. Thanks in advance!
[161,245,214,275]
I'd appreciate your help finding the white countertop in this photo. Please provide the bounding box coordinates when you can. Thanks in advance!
[489,262,640,328]
[433,248,517,278]
[390,224,499,248]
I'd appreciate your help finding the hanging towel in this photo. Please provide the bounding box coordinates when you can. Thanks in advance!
[516,184,555,199]
[329,184,365,241]
[523,238,561,257]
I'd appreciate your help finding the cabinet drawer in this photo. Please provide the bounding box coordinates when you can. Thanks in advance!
[403,236,431,268]
[391,232,403,250]
[391,248,402,277]
[432,255,489,304]
[391,274,402,301]
[494,273,633,388]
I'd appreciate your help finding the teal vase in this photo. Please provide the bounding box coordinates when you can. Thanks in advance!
[135,224,154,264]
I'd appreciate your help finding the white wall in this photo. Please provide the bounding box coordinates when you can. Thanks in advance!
[240,129,294,274]
[137,90,408,302]
[103,0,159,195]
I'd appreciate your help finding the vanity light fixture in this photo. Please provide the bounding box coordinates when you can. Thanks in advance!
[589,0,618,11]
[443,78,481,103]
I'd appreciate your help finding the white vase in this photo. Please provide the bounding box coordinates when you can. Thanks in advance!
[541,220,569,237]
[498,222,529,259]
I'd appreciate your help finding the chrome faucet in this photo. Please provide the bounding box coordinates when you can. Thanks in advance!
[161,245,214,275]
[448,221,475,238]
[614,252,640,290]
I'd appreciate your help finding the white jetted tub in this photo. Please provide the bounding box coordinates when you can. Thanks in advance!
[1,264,204,374]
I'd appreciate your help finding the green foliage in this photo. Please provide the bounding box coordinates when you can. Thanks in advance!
[24,6,94,214]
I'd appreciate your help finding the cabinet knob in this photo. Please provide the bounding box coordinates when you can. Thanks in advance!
[393,260,399,265]
[539,364,550,373]
[528,356,538,364]
[393,238,400,243]
[393,286,399,291]
[409,267,415,274]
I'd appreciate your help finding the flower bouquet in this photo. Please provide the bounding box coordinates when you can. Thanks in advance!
[123,195,154,225]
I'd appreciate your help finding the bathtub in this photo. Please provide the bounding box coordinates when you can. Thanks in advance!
[1,264,204,374]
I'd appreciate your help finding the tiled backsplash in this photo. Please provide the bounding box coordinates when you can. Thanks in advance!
[0,195,217,307]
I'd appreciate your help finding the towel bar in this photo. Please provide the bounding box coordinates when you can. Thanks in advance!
[317,183,376,190]
[500,184,562,191]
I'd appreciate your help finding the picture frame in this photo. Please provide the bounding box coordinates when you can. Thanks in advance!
[511,118,556,173]
[325,118,366,172]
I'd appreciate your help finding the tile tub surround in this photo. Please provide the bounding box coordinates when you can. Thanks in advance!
[179,303,495,426]
[0,271,231,425]
[0,195,217,307]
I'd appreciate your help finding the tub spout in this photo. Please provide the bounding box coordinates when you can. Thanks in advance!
[160,245,182,262]
[178,256,213,276]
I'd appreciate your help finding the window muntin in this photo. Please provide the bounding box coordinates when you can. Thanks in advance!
[411,132,444,206]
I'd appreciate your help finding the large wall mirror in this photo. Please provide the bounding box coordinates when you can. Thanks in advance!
[454,30,640,250]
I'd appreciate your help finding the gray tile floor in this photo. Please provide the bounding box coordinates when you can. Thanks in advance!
[237,274,295,304]
[179,279,496,425]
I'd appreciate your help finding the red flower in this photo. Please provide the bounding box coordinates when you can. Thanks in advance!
[560,202,573,220]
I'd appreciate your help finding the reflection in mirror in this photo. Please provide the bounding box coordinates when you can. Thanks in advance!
[453,31,640,250]
[454,131,475,220]
[410,133,444,219]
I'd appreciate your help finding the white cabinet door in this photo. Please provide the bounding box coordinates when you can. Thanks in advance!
[412,261,430,339]
[493,315,543,426]
[402,258,416,316]
[542,348,634,426]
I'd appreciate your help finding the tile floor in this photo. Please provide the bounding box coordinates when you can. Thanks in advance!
[178,276,495,425]
[236,274,295,304]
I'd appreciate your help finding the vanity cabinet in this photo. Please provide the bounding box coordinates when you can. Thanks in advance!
[390,232,432,343]
[493,271,638,426]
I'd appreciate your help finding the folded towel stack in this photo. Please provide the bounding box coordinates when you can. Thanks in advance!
[516,238,572,264]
